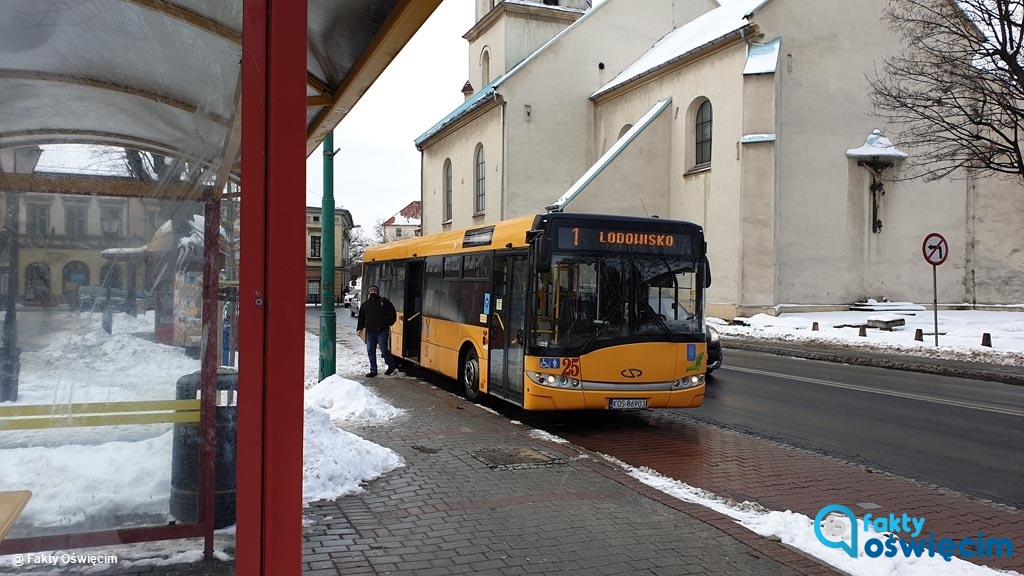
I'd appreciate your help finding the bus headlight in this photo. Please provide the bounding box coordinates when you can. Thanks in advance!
[673,374,705,389]
[528,372,579,389]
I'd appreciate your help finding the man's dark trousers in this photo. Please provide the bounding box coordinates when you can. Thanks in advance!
[366,329,396,375]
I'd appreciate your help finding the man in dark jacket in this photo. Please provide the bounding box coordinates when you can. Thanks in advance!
[356,285,398,377]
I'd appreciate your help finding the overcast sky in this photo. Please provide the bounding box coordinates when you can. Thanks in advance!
[305,0,473,231]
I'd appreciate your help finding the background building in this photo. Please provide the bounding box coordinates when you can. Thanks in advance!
[306,205,354,304]
[416,0,1024,317]
[381,200,422,243]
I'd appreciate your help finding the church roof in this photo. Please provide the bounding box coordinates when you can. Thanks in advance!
[415,0,609,149]
[592,0,772,99]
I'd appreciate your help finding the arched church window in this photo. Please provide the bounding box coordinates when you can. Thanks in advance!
[443,158,453,222]
[474,144,486,214]
[695,100,713,165]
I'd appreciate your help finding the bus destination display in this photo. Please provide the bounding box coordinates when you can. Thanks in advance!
[556,226,692,254]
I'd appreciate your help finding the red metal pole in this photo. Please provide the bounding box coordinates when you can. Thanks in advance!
[263,0,307,568]
[200,197,221,559]
[240,0,306,574]
[238,1,268,574]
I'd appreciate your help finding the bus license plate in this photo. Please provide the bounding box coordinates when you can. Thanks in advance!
[609,398,647,410]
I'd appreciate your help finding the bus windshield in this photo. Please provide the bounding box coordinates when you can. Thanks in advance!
[530,251,704,354]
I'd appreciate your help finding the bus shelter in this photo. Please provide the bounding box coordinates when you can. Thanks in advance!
[0,1,439,573]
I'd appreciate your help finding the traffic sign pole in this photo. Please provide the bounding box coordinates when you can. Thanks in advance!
[932,265,938,347]
[921,232,948,347]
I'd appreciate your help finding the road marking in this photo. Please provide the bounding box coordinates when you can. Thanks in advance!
[723,366,1024,417]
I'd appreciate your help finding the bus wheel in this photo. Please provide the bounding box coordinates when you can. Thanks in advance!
[462,348,481,401]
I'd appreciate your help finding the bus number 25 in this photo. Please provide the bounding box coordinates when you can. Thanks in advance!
[561,358,580,377]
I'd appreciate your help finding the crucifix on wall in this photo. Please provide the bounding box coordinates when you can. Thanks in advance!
[846,129,908,234]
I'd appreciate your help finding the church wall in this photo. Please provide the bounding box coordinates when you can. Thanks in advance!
[467,23,506,91]
[503,15,572,75]
[752,0,1024,306]
[420,106,503,234]
[970,175,1024,304]
[737,71,778,315]
[501,0,679,221]
[574,105,671,218]
[592,42,749,316]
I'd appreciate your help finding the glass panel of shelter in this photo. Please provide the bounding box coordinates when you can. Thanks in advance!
[0,2,241,571]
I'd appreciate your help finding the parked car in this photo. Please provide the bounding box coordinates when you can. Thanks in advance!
[343,289,360,308]
[346,290,361,317]
[706,325,722,375]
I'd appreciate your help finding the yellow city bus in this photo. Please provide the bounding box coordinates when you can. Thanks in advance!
[361,212,711,411]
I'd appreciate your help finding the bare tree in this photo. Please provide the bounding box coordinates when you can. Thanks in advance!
[345,226,374,266]
[373,218,387,243]
[345,226,377,282]
[869,0,1024,180]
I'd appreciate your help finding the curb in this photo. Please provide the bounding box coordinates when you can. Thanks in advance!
[721,337,1024,386]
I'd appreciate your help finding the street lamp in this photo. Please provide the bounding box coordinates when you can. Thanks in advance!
[100,209,121,237]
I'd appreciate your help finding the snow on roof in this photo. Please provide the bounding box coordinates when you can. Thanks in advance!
[846,129,908,159]
[503,0,587,15]
[384,201,422,226]
[743,37,781,74]
[387,215,421,226]
[415,0,608,148]
[740,133,776,143]
[592,0,772,98]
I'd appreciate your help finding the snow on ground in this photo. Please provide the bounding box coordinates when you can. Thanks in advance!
[604,458,1020,576]
[0,312,404,573]
[714,307,1024,366]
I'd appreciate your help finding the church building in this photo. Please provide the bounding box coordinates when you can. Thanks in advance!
[415,0,1024,318]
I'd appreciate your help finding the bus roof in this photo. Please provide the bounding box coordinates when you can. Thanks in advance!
[363,212,704,262]
[364,214,536,262]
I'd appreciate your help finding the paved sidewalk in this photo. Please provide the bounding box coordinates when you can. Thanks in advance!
[560,410,1024,573]
[302,374,839,576]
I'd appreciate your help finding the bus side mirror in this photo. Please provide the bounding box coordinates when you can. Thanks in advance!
[536,238,551,273]
[704,257,712,288]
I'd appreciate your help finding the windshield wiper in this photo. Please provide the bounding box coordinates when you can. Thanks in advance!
[633,254,676,339]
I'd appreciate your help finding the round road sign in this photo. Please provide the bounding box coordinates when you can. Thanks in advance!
[922,232,948,266]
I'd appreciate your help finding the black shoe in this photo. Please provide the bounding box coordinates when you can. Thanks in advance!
[385,366,397,376]
[365,372,377,378]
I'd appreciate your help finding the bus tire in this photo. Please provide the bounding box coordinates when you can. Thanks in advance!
[462,347,481,402]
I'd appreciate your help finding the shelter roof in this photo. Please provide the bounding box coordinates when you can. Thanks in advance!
[0,0,440,186]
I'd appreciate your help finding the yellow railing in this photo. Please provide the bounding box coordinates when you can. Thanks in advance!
[0,400,201,430]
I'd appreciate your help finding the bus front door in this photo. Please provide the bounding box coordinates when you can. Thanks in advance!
[488,254,527,403]
[403,261,424,363]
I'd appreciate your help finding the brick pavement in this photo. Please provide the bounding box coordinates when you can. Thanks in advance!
[555,411,1024,572]
[301,375,840,575]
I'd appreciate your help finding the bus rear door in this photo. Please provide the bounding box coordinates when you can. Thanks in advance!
[402,261,424,363]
